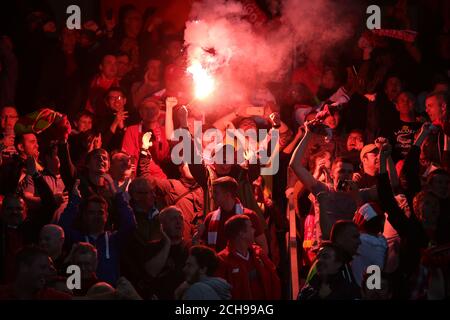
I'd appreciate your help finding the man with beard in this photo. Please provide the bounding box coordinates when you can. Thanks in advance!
[175,245,231,300]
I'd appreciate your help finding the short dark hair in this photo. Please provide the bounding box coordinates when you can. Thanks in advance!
[14,132,35,150]
[224,215,250,241]
[75,110,94,121]
[15,245,48,269]
[110,149,131,159]
[104,86,126,100]
[425,90,448,103]
[189,245,219,276]
[330,220,358,243]
[212,176,239,198]
[348,129,365,139]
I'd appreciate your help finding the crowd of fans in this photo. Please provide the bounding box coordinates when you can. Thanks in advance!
[0,0,449,300]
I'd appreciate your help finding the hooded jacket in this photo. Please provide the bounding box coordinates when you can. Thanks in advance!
[183,277,231,300]
[352,233,388,287]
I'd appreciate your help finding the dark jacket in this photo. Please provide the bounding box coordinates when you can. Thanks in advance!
[0,174,57,283]
[377,173,428,298]
[298,263,361,300]
[58,192,136,285]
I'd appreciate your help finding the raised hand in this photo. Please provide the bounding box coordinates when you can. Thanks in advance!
[142,132,153,150]
[88,134,102,153]
[165,97,178,110]
[177,105,189,128]
[374,137,388,150]
[93,134,102,149]
[269,112,281,128]
[243,149,256,162]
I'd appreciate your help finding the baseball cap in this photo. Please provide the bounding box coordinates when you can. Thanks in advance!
[360,144,379,161]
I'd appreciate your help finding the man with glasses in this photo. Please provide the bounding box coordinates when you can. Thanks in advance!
[100,87,129,152]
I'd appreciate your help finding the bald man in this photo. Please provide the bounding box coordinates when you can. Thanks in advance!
[39,224,65,272]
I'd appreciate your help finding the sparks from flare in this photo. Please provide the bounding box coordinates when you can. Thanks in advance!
[187,60,215,100]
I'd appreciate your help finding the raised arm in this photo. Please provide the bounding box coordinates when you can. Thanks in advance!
[55,117,76,192]
[103,174,136,242]
[375,137,399,191]
[165,96,177,141]
[172,106,209,189]
[58,180,82,244]
[378,144,427,247]
[289,124,319,192]
[57,141,78,193]
[283,126,305,155]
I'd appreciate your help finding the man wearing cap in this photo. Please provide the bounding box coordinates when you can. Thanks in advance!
[356,143,380,188]
[355,138,397,189]
[290,121,378,255]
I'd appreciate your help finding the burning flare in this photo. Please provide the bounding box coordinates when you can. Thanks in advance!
[187,60,215,100]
